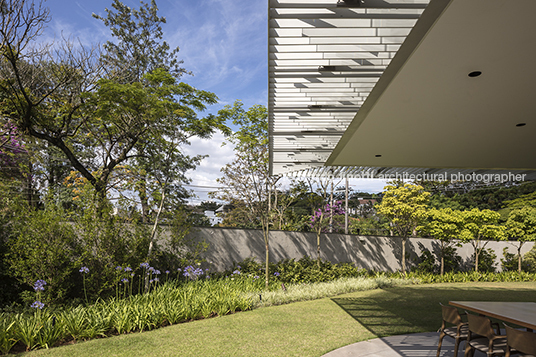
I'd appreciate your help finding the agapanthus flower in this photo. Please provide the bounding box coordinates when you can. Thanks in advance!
[121,278,129,283]
[33,279,47,291]
[140,262,150,269]
[154,269,161,275]
[31,301,45,309]
[124,267,132,272]
[165,270,170,274]
[232,270,241,275]
[79,266,89,274]
[116,266,123,271]
[183,265,204,280]
[274,272,280,277]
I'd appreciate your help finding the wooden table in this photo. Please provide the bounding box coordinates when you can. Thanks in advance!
[450,301,536,330]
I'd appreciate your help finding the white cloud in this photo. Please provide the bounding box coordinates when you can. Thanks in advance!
[349,178,388,194]
[166,0,267,102]
[183,131,235,204]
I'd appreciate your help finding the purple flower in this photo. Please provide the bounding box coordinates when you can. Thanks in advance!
[154,270,161,275]
[183,265,204,280]
[140,262,150,269]
[232,270,241,275]
[121,278,129,283]
[79,266,89,274]
[165,270,170,274]
[31,301,44,309]
[33,279,47,291]
[274,272,280,277]
[116,266,123,271]
[254,276,260,279]
[124,267,132,272]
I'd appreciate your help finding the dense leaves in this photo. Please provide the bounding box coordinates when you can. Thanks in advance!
[376,182,430,273]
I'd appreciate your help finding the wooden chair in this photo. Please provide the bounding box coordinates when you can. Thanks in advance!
[465,313,508,357]
[437,303,468,357]
[504,324,536,357]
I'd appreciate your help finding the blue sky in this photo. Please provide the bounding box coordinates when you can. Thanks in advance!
[42,0,386,203]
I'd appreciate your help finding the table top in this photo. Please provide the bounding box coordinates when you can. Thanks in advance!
[449,301,536,330]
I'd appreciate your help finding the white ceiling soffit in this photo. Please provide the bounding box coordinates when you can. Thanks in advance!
[325,0,536,180]
[268,0,429,176]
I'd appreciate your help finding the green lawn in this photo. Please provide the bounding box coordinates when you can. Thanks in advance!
[16,281,536,357]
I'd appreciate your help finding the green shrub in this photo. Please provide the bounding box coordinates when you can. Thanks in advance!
[226,256,367,285]
[501,247,519,272]
[413,249,436,273]
[7,206,80,305]
[442,246,462,273]
[471,248,497,273]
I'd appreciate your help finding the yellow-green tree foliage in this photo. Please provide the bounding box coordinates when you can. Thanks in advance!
[376,183,430,273]
[505,207,536,272]
[419,208,464,275]
[460,208,505,272]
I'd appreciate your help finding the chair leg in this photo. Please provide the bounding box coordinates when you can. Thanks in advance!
[453,337,461,357]
[464,343,474,357]
[436,331,446,357]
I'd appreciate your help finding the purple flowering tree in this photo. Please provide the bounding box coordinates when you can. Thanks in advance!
[0,122,27,180]
[310,201,345,267]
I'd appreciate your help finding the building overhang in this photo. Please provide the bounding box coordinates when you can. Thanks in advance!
[268,0,536,179]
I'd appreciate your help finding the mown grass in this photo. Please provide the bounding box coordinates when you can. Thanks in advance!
[13,281,536,357]
[247,276,417,308]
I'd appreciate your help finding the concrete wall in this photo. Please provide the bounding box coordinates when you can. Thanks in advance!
[185,227,535,272]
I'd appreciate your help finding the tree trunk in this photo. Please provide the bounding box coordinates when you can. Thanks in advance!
[264,226,270,290]
[401,237,407,274]
[317,230,321,268]
[474,248,479,273]
[137,177,150,223]
[145,190,166,292]
[518,243,524,273]
[440,253,445,276]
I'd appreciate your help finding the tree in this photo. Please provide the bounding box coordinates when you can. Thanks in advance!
[505,207,536,272]
[211,101,279,288]
[270,180,306,231]
[460,208,506,272]
[418,208,463,275]
[310,201,345,267]
[376,182,430,273]
[0,0,225,211]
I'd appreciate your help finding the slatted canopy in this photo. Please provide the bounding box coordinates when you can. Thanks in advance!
[268,0,536,180]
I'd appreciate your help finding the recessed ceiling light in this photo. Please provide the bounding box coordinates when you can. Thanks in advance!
[375,154,382,157]
[468,71,482,77]
[516,123,527,127]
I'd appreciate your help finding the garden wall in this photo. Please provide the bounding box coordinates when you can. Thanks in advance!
[183,227,535,272]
